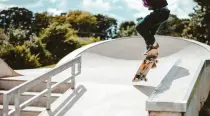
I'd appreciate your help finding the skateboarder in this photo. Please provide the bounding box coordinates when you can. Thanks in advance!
[136,0,170,54]
[132,0,170,82]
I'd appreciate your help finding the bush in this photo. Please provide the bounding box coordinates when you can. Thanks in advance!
[7,27,30,45]
[38,22,78,64]
[1,44,41,69]
[0,22,100,69]
[0,29,11,54]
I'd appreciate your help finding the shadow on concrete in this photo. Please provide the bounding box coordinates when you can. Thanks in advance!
[134,86,156,97]
[133,66,190,97]
[44,85,87,116]
[153,66,190,95]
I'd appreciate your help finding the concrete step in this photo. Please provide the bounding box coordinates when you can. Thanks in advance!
[0,92,61,107]
[0,79,71,93]
[0,105,45,116]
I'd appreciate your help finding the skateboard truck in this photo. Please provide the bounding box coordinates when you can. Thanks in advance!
[133,74,148,82]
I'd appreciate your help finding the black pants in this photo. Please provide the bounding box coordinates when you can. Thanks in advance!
[136,7,170,49]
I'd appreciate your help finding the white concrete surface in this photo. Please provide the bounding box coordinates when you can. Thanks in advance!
[3,36,210,116]
[47,36,210,116]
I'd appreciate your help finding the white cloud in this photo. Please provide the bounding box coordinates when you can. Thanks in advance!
[82,0,112,13]
[109,13,125,23]
[25,0,44,9]
[123,0,142,11]
[0,0,8,2]
[122,0,196,19]
[167,0,196,18]
[49,0,57,3]
[0,3,16,10]
[47,8,63,16]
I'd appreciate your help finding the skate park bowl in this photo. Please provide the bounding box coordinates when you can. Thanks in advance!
[3,35,210,116]
[51,35,210,116]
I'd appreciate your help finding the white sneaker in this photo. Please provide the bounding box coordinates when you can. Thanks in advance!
[142,42,159,56]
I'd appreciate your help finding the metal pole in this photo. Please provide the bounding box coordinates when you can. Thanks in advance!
[14,92,21,116]
[71,64,76,89]
[3,94,9,116]
[46,78,51,110]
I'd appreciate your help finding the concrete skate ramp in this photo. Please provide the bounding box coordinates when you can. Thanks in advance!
[84,36,190,60]
[0,58,22,78]
[49,36,210,116]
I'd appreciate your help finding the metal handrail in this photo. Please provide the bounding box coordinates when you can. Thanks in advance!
[3,55,82,116]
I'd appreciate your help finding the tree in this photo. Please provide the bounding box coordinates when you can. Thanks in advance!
[119,26,137,37]
[0,7,34,31]
[66,10,97,37]
[94,14,117,40]
[0,28,11,54]
[52,15,67,24]
[118,21,137,37]
[182,0,210,44]
[39,22,78,64]
[158,14,190,37]
[34,12,53,35]
[119,21,136,30]
[7,27,31,45]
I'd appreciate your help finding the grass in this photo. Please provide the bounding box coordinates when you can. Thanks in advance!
[41,64,56,68]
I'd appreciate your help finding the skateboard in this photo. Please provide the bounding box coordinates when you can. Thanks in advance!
[132,49,158,82]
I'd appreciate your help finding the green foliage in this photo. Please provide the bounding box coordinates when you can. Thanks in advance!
[0,7,116,69]
[182,1,210,44]
[0,7,33,31]
[119,26,137,37]
[158,14,190,37]
[0,28,9,43]
[118,21,137,37]
[119,21,136,30]
[0,28,10,57]
[52,15,67,24]
[7,27,30,45]
[39,22,78,63]
[1,44,41,69]
[94,14,117,40]
[66,10,97,37]
[34,12,53,34]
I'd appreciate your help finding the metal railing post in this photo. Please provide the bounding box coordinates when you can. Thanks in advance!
[71,64,76,89]
[3,94,9,116]
[78,61,82,74]
[1,56,81,115]
[46,78,51,110]
[14,91,21,116]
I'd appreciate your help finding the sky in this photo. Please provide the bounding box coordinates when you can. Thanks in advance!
[0,0,197,23]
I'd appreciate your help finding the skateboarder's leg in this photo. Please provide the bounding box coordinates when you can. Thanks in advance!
[150,23,162,35]
[136,14,156,48]
[136,8,170,49]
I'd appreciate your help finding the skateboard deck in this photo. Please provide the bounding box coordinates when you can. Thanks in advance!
[132,49,158,82]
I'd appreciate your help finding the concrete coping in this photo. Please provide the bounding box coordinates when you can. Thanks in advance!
[146,59,205,112]
[145,36,210,113]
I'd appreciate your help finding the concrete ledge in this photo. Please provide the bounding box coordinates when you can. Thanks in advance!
[146,59,210,116]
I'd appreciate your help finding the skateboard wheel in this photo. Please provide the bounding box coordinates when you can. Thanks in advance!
[152,64,157,69]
